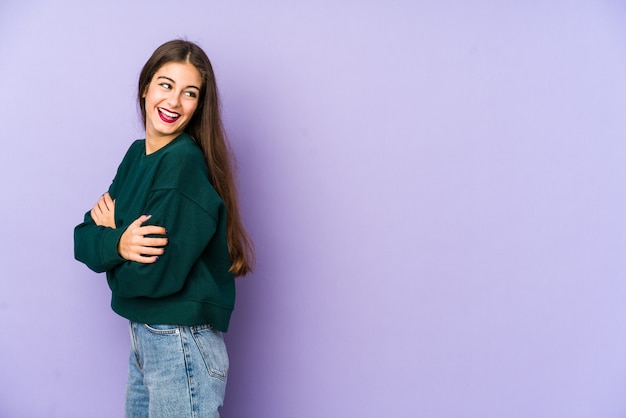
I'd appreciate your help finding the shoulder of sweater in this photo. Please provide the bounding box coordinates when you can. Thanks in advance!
[113,140,146,179]
[152,136,219,200]
[119,139,145,162]
[161,135,205,167]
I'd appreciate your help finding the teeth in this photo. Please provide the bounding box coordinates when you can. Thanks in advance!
[159,108,180,118]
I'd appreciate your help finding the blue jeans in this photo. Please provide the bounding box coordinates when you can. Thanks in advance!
[125,322,229,418]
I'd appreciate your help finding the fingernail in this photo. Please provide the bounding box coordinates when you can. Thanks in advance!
[146,214,152,219]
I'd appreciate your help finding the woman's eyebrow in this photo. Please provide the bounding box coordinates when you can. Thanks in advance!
[157,75,200,91]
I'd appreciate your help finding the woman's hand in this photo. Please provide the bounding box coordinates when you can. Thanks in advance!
[91,192,116,229]
[118,215,168,264]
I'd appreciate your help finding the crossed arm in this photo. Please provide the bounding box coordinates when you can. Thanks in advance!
[91,192,168,264]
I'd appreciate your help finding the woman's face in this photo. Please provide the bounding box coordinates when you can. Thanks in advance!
[143,61,203,146]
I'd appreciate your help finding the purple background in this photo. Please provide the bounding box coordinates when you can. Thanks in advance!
[1,1,626,417]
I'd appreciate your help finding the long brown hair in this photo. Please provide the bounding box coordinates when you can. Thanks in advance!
[138,39,254,276]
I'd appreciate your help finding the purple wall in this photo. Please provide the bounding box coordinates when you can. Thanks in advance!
[1,1,626,417]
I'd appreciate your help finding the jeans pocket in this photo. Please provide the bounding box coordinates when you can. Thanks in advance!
[191,325,229,381]
[143,324,180,335]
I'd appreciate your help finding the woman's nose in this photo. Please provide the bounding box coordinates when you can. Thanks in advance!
[166,91,181,107]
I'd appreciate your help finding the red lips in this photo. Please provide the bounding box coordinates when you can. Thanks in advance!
[158,107,180,123]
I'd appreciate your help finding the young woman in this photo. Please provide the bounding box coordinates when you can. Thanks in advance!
[74,39,254,417]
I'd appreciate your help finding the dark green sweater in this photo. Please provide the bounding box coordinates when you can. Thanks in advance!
[74,133,235,332]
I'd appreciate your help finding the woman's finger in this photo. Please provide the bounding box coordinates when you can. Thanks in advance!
[96,199,106,213]
[91,205,102,221]
[138,225,168,237]
[127,252,160,264]
[102,192,115,210]
[136,255,160,264]
[131,214,152,228]
[137,246,165,256]
[141,237,168,247]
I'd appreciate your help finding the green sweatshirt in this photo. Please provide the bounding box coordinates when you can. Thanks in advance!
[74,133,235,332]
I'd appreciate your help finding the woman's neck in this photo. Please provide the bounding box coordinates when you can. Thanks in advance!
[145,134,177,155]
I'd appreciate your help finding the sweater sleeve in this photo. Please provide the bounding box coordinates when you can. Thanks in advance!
[74,141,140,273]
[105,187,219,299]
[74,211,127,273]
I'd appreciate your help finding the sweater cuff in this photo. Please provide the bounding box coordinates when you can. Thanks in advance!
[100,227,126,269]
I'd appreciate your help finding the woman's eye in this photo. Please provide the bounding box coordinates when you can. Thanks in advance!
[159,83,171,89]
[184,91,197,98]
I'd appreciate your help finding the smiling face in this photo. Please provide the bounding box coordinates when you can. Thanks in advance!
[142,61,203,153]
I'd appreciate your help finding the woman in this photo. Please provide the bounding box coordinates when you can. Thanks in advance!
[74,39,254,417]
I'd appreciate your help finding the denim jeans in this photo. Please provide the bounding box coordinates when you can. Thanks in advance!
[125,322,229,418]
